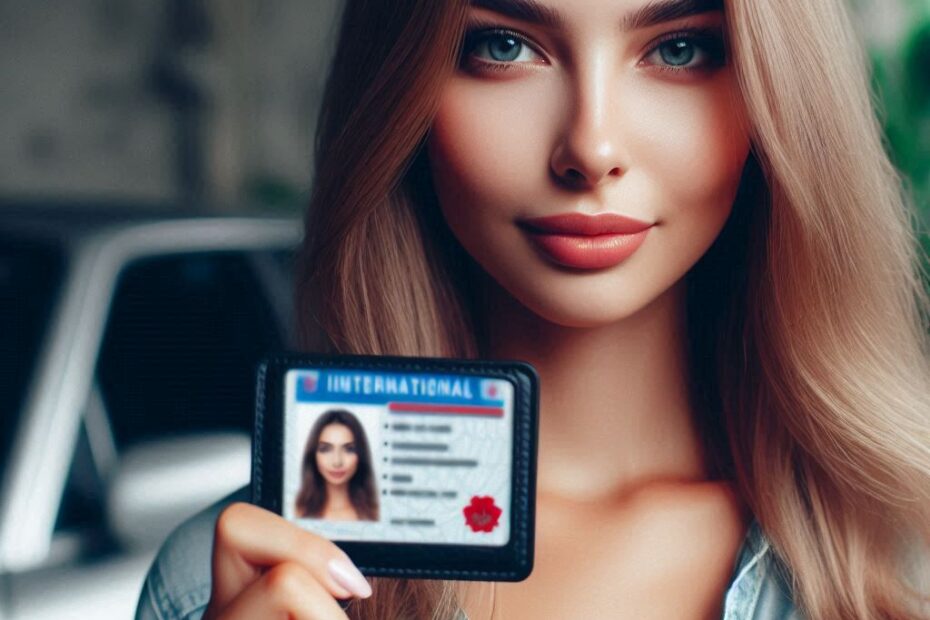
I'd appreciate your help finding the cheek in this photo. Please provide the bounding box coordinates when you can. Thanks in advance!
[428,78,559,232]
[430,90,519,195]
[428,79,562,296]
[625,73,750,220]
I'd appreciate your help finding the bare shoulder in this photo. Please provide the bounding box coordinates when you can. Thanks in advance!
[621,480,751,577]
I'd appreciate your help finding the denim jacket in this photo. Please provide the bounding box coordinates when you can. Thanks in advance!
[135,487,802,619]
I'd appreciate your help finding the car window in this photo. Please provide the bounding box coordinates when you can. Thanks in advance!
[97,251,289,447]
[0,235,65,485]
[54,250,293,544]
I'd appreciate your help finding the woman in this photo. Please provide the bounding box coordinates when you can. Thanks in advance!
[136,0,930,618]
[295,409,379,522]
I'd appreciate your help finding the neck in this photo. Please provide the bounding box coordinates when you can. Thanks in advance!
[483,277,710,503]
[324,484,354,510]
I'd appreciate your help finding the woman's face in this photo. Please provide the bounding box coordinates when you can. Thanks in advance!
[427,0,750,327]
[315,424,359,486]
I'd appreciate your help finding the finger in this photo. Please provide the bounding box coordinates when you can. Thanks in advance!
[213,561,351,620]
[210,503,371,610]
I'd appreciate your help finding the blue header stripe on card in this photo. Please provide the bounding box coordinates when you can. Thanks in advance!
[295,370,506,407]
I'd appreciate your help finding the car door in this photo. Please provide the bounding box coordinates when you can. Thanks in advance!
[4,243,297,620]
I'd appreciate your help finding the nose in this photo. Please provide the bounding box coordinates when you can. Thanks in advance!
[550,62,626,190]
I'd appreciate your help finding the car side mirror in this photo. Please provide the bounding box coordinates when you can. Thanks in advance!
[105,433,250,549]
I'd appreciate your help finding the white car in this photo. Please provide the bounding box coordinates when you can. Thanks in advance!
[0,204,301,619]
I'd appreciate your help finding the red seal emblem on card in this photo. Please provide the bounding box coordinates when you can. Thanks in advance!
[463,496,502,532]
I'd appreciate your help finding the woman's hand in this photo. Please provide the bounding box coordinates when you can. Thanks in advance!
[202,502,372,619]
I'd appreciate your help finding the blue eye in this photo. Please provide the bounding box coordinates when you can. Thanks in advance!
[644,31,725,72]
[463,28,543,66]
[487,33,522,61]
[659,39,696,66]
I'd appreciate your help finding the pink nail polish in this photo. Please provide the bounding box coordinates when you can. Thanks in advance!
[327,557,373,598]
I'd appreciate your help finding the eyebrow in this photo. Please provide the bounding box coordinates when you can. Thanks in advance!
[469,0,723,31]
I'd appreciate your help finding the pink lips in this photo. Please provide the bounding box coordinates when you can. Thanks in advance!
[519,212,654,270]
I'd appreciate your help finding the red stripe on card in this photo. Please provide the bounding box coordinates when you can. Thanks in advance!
[388,402,504,416]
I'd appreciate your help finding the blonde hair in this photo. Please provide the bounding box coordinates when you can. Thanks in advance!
[297,0,930,617]
[724,0,930,617]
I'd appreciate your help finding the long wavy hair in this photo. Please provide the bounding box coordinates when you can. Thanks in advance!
[295,409,379,521]
[296,0,930,617]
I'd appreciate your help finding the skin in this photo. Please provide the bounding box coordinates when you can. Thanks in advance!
[315,424,361,521]
[428,0,752,617]
[204,0,754,617]
[203,427,371,620]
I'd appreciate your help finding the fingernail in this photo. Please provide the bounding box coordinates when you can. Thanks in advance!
[327,557,372,598]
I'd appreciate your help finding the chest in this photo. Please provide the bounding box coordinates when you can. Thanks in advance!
[460,496,747,620]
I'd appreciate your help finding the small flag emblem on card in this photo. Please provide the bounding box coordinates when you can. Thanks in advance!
[481,380,503,401]
[301,372,319,393]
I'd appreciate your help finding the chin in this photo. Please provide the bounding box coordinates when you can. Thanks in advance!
[525,292,651,328]
[498,273,666,329]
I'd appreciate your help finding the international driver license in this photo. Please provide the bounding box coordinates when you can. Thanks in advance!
[282,368,514,547]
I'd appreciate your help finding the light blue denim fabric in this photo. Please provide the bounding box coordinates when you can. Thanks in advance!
[135,486,802,619]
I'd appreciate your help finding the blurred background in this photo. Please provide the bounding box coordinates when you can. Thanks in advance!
[0,0,928,618]
[1,0,342,212]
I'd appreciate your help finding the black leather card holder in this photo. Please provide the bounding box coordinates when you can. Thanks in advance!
[252,353,538,581]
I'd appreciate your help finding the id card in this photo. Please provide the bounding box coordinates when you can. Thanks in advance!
[252,354,539,581]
